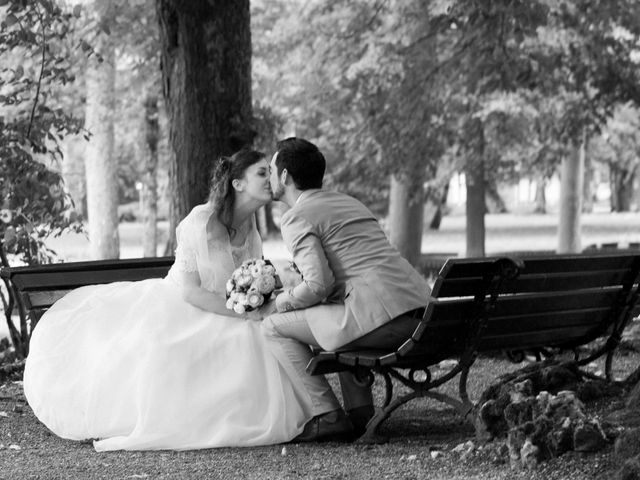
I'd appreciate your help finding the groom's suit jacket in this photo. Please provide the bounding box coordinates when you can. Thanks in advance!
[275,189,431,351]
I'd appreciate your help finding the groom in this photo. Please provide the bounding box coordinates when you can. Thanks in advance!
[263,137,431,442]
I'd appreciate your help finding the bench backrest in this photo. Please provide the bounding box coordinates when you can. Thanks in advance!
[398,253,640,365]
[1,257,174,324]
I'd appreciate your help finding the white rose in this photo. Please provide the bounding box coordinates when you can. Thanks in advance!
[225,298,234,310]
[255,259,266,267]
[247,292,264,309]
[255,274,276,294]
[262,265,276,276]
[250,265,263,278]
[233,303,246,314]
[237,275,253,288]
[236,293,248,305]
[230,291,239,301]
[226,279,235,293]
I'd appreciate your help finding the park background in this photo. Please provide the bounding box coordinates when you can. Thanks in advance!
[2,0,640,340]
[2,2,640,478]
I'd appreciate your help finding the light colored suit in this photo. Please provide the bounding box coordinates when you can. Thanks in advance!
[274,189,430,351]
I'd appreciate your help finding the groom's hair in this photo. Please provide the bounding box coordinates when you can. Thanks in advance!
[275,137,325,190]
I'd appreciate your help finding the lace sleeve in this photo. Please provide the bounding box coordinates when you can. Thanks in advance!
[173,222,198,273]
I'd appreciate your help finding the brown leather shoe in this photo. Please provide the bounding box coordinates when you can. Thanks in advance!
[293,409,354,442]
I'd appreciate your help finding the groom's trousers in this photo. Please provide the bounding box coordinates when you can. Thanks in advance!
[262,306,419,417]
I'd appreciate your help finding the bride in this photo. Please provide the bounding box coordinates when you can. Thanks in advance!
[23,149,313,451]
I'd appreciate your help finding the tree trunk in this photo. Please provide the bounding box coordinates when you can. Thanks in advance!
[388,174,424,266]
[557,134,585,254]
[582,152,595,213]
[85,31,119,260]
[61,135,87,219]
[465,118,486,258]
[142,94,159,257]
[486,178,508,214]
[534,175,547,214]
[609,164,636,212]
[425,182,449,230]
[466,162,486,257]
[156,0,254,252]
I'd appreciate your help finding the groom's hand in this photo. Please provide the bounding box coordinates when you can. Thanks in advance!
[259,298,278,317]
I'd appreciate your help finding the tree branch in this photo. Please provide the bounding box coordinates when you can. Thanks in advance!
[26,3,47,141]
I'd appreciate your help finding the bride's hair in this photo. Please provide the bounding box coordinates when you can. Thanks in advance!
[209,148,266,237]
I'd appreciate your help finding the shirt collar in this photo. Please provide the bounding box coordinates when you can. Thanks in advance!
[294,188,321,205]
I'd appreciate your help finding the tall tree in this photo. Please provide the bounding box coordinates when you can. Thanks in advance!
[446,1,552,256]
[84,1,119,260]
[142,94,160,256]
[156,0,254,250]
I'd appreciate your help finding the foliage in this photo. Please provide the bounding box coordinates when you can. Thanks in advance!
[0,0,90,357]
[0,0,85,267]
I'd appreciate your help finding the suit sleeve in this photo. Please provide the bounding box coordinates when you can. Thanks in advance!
[275,212,335,312]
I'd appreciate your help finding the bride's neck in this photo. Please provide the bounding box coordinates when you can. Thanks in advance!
[231,201,255,230]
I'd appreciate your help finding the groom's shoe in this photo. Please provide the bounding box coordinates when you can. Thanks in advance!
[293,409,354,442]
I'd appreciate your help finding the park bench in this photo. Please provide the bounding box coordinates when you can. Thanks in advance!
[3,253,640,443]
[1,258,174,337]
[307,252,640,442]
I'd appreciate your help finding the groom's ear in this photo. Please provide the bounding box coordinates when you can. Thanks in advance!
[281,168,289,185]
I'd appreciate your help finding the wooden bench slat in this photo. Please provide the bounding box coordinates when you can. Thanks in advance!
[438,269,633,297]
[519,254,640,275]
[437,257,518,280]
[503,269,634,293]
[10,268,171,291]
[429,288,623,322]
[476,325,607,351]
[22,290,73,309]
[0,257,175,278]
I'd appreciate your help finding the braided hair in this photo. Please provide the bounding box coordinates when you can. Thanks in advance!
[209,149,266,237]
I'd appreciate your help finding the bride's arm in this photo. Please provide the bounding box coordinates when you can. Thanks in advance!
[176,270,246,318]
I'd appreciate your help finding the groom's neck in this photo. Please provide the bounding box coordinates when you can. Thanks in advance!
[283,188,303,208]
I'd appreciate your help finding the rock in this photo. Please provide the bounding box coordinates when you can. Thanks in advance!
[573,419,608,452]
[490,442,509,465]
[521,438,539,470]
[452,442,467,453]
[615,428,640,461]
[460,441,475,461]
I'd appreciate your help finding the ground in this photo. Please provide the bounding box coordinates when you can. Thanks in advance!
[1,211,639,478]
[1,352,636,480]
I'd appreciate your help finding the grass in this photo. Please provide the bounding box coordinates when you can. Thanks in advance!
[41,211,640,261]
[1,350,637,479]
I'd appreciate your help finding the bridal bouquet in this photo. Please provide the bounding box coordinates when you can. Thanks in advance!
[225,258,281,314]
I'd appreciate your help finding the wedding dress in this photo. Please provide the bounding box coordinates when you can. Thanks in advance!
[23,204,312,451]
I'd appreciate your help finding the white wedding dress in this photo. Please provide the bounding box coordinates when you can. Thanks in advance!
[23,204,313,451]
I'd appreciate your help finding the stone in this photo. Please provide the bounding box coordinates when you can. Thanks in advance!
[615,428,640,461]
[521,438,539,470]
[573,419,608,452]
